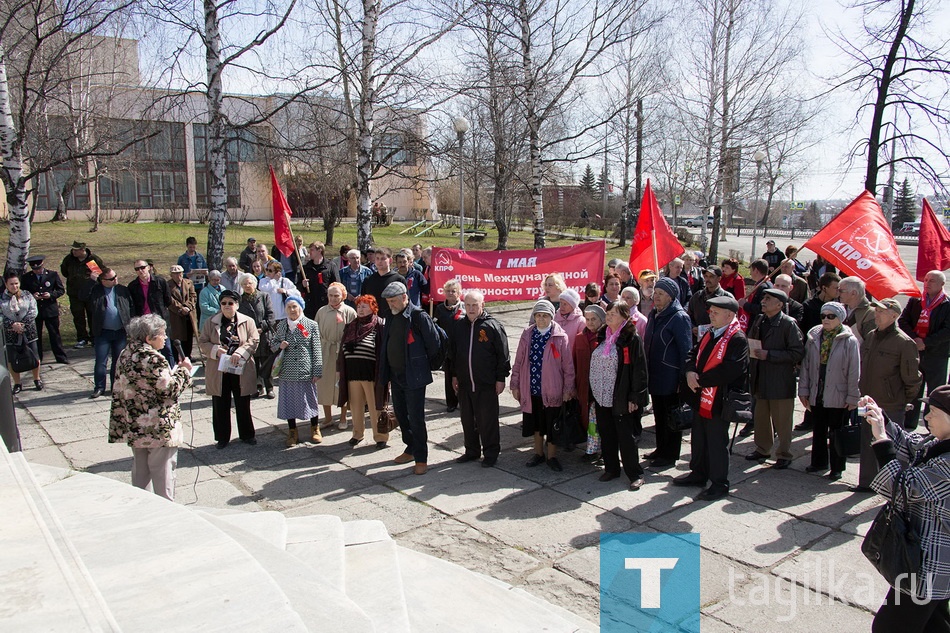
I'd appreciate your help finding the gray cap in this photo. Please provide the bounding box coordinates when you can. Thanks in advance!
[607,258,622,268]
[532,299,556,317]
[583,304,607,324]
[381,281,408,298]
[821,301,847,322]
[871,298,902,315]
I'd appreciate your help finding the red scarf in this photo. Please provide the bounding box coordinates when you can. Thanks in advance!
[696,319,741,419]
[916,292,947,339]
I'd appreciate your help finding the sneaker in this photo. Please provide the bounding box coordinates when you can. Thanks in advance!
[73,340,88,349]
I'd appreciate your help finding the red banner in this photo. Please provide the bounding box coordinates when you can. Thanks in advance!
[917,198,950,281]
[429,241,606,302]
[802,190,920,298]
[629,179,684,275]
[270,166,295,258]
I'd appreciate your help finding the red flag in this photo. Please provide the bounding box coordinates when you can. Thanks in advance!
[628,179,683,275]
[802,190,919,298]
[270,166,295,258]
[917,198,950,281]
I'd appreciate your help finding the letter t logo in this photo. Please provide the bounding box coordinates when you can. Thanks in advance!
[625,558,679,608]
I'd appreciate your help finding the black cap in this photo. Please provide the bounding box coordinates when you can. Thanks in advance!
[219,289,241,302]
[27,255,46,266]
[707,295,740,313]
[247,237,256,243]
[923,385,950,416]
[704,265,723,277]
[762,288,789,304]
[71,241,86,249]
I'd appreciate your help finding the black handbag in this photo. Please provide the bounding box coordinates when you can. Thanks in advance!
[861,470,922,592]
[553,400,585,446]
[8,336,39,373]
[833,412,862,457]
[722,389,753,425]
[668,402,695,432]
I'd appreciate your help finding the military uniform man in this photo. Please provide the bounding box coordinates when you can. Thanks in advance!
[20,255,68,364]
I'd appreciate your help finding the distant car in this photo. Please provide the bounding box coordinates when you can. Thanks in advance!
[685,214,714,228]
[899,221,920,236]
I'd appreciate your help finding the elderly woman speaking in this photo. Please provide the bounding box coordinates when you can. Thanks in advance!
[108,314,193,500]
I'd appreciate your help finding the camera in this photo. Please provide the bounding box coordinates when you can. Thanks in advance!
[856,405,868,417]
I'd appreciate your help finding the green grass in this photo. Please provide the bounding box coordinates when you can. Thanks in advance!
[0,218,638,345]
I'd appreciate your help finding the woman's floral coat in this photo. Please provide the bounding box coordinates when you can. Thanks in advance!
[109,340,193,448]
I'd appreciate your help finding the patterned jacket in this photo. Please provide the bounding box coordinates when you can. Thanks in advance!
[108,339,192,448]
[872,420,950,599]
[270,317,323,382]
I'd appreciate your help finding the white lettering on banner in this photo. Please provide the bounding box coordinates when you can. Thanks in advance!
[624,557,678,608]
[494,257,539,268]
[830,239,873,270]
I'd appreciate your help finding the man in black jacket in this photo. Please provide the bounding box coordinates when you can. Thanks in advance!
[84,267,133,398]
[60,240,105,348]
[686,265,727,337]
[744,289,805,469]
[675,295,749,501]
[773,274,805,331]
[899,270,950,428]
[449,290,510,468]
[20,255,68,364]
[299,241,340,319]
[361,248,406,321]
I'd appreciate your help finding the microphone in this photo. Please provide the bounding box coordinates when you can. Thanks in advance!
[172,339,186,363]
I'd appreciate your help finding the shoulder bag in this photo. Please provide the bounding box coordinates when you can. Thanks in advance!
[9,335,39,374]
[861,468,922,593]
[668,402,695,432]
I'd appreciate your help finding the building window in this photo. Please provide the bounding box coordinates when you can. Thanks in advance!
[33,170,91,211]
[97,120,188,209]
[193,124,262,208]
[375,133,415,167]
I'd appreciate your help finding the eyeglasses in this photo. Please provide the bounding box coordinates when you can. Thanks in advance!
[220,301,236,306]
[134,265,147,271]
[820,314,838,320]
[101,276,117,281]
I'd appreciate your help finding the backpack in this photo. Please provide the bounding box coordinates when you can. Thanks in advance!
[412,309,448,371]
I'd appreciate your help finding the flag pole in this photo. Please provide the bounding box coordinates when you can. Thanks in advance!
[652,229,659,274]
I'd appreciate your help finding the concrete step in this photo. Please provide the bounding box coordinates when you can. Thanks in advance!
[285,515,347,589]
[41,471,310,632]
[345,539,411,633]
[2,452,120,633]
[395,545,598,633]
[203,514,376,632]
[342,519,391,546]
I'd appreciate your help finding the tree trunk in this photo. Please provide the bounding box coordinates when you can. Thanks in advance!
[0,49,31,276]
[863,0,913,196]
[355,0,378,251]
[519,0,545,249]
[204,0,228,271]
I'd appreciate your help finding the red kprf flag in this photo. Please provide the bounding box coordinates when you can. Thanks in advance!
[629,179,683,275]
[802,190,919,298]
[270,166,295,258]
[917,198,950,281]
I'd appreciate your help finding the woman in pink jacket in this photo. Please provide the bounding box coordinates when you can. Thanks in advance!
[511,299,576,472]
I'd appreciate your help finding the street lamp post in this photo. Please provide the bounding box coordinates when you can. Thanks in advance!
[750,149,766,262]
[453,116,470,250]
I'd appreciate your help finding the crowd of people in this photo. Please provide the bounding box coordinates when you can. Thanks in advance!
[5,233,950,629]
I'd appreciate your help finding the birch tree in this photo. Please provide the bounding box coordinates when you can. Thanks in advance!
[1,0,135,275]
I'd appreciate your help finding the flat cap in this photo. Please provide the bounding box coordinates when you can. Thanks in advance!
[381,281,408,298]
[707,295,739,312]
[871,298,902,315]
[762,288,789,304]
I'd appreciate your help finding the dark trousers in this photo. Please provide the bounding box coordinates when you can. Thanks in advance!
[595,404,643,481]
[255,353,275,393]
[690,414,730,490]
[810,403,848,473]
[69,297,92,342]
[93,328,127,391]
[651,392,682,460]
[873,587,950,633]
[212,373,254,443]
[391,372,427,463]
[908,354,950,429]
[161,339,176,369]
[36,314,67,362]
[458,382,500,459]
[444,367,458,409]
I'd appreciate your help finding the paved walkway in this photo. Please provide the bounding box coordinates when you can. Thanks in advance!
[13,304,888,630]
